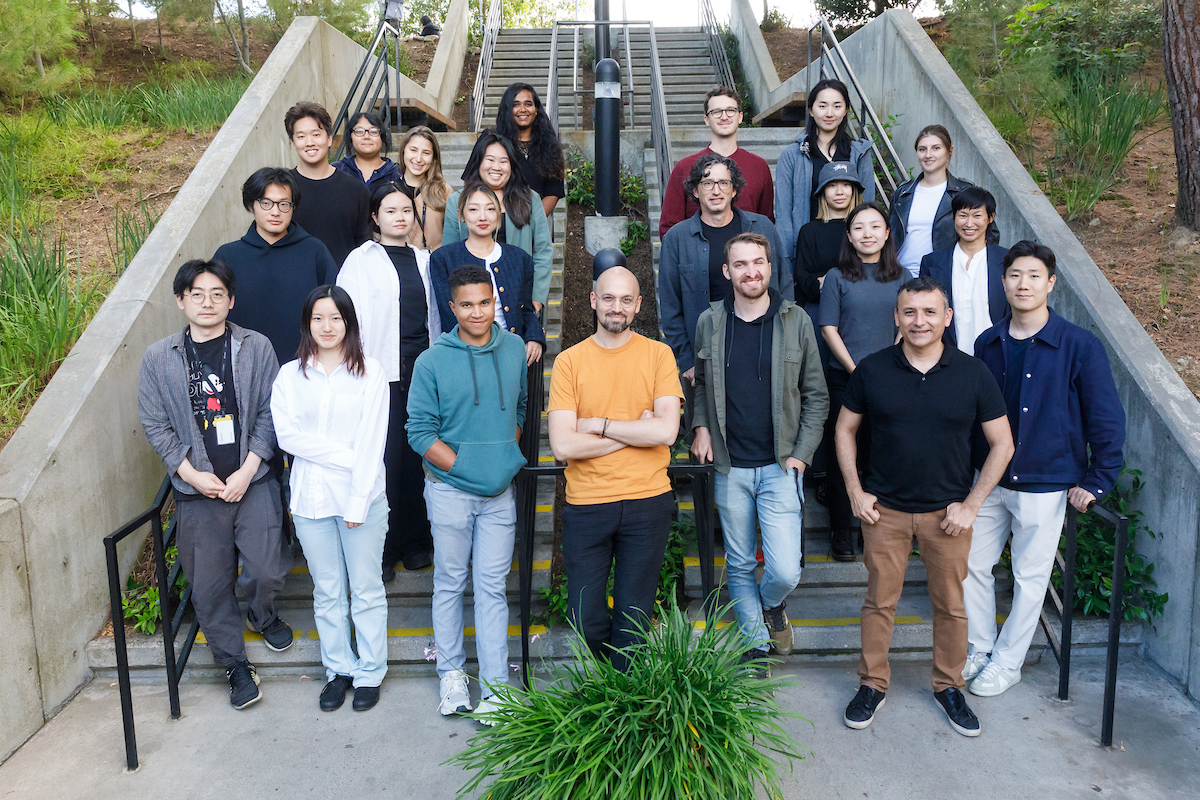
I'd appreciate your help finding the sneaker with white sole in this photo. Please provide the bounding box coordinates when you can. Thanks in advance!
[474,695,502,726]
[438,673,472,716]
[970,662,1022,697]
[962,651,991,682]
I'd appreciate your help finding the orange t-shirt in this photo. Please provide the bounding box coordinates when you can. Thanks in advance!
[548,332,684,505]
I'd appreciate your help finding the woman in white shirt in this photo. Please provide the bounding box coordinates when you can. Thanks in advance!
[272,285,390,713]
[339,184,439,579]
[889,124,992,278]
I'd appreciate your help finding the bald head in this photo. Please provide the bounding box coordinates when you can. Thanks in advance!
[591,266,642,335]
[593,265,639,296]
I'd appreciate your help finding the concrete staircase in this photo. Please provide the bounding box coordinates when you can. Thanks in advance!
[483,27,720,130]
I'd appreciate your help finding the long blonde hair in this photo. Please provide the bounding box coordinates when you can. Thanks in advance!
[398,126,450,212]
[816,182,863,221]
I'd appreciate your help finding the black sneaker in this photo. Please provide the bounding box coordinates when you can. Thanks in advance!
[738,647,771,679]
[226,660,261,710]
[403,550,433,571]
[831,528,856,562]
[259,618,294,652]
[352,685,381,711]
[319,675,353,711]
[814,478,829,508]
[382,562,396,582]
[844,685,886,729]
[934,687,981,737]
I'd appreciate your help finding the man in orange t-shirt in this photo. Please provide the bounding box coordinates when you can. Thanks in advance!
[548,256,683,672]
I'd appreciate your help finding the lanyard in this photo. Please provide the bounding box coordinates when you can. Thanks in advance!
[184,327,231,427]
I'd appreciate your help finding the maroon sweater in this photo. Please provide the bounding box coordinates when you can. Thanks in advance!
[658,146,775,238]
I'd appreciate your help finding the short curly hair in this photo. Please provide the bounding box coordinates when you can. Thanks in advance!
[684,153,746,200]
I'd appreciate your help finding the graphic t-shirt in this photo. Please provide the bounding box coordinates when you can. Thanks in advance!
[187,331,240,481]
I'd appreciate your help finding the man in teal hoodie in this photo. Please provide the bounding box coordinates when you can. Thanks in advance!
[406,265,528,722]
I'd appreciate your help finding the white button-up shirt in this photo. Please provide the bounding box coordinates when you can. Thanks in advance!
[271,355,389,524]
[951,243,992,353]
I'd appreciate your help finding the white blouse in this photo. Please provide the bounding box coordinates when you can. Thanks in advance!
[271,355,389,524]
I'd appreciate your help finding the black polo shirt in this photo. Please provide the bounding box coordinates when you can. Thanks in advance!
[843,343,1006,513]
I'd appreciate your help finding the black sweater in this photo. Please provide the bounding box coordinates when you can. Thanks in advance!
[794,218,847,307]
[291,168,371,267]
[214,223,339,364]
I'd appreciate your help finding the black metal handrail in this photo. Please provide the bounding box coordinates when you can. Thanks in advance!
[805,16,909,207]
[1039,501,1130,747]
[513,461,716,687]
[699,0,735,92]
[470,0,504,131]
[331,15,405,160]
[103,475,198,772]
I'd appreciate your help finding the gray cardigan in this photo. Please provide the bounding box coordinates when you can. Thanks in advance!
[657,208,793,373]
[138,322,280,497]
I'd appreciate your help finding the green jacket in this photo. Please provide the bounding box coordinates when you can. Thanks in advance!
[691,293,829,475]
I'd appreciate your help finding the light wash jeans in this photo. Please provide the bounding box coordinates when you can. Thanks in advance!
[292,492,389,687]
[425,480,516,697]
[715,464,804,647]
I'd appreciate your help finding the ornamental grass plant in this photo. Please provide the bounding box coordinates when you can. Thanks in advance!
[452,603,809,800]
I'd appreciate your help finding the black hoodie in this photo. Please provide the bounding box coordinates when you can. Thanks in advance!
[723,290,784,468]
[214,223,339,364]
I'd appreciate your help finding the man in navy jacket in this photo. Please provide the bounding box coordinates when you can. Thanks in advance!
[963,240,1125,698]
[919,186,1007,352]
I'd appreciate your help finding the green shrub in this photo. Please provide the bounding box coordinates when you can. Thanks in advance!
[565,148,650,213]
[761,6,792,34]
[137,74,251,133]
[1004,0,1162,79]
[107,199,160,279]
[452,603,808,799]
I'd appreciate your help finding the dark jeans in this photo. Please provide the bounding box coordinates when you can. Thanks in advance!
[824,367,871,531]
[561,492,675,672]
[383,379,433,566]
[174,478,292,667]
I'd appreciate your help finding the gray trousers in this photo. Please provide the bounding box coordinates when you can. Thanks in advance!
[175,478,292,667]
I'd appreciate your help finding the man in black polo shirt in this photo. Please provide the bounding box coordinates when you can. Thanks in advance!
[835,275,1013,737]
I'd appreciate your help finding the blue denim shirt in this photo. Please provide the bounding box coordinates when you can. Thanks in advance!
[973,309,1125,498]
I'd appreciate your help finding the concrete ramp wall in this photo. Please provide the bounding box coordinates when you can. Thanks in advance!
[743,9,1200,699]
[0,17,444,762]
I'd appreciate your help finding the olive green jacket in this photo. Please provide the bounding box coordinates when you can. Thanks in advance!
[691,294,829,475]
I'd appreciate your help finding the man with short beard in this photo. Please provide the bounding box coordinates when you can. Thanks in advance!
[691,233,827,671]
[548,250,684,672]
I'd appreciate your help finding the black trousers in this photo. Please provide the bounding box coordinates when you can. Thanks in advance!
[823,367,870,530]
[382,379,432,566]
[561,492,675,672]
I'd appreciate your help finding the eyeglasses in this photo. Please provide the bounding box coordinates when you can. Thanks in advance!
[706,107,740,119]
[597,295,637,308]
[186,290,228,304]
[352,127,381,138]
[256,198,295,212]
[699,179,733,191]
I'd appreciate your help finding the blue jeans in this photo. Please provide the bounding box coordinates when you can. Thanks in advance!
[292,492,389,687]
[425,480,516,696]
[714,464,804,647]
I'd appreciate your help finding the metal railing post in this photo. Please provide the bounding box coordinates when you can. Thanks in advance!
[548,24,561,131]
[1101,512,1129,747]
[104,536,138,771]
[1059,506,1077,700]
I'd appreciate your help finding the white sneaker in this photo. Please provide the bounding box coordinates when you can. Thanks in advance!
[969,662,1022,697]
[962,651,991,682]
[438,673,473,716]
[474,695,502,726]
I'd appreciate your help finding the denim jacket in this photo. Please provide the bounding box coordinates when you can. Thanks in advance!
[973,309,1125,498]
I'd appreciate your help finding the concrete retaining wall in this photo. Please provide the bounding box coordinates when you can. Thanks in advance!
[730,0,809,116]
[425,0,471,119]
[769,10,1200,699]
[0,17,457,761]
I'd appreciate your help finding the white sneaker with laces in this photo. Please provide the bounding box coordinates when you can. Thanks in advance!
[474,695,502,726]
[962,651,991,682]
[438,673,473,716]
[969,661,1022,697]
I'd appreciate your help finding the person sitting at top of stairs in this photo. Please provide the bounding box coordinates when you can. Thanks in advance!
[659,85,774,239]
[419,14,441,37]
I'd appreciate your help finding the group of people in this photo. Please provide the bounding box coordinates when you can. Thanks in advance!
[137,76,1127,740]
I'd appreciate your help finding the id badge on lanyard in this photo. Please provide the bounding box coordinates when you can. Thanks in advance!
[214,415,235,445]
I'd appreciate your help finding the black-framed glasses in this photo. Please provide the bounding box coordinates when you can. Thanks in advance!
[256,198,294,212]
[352,127,381,137]
[705,107,740,118]
[699,179,733,191]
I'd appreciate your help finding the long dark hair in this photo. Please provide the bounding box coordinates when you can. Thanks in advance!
[837,202,904,284]
[804,78,854,160]
[369,181,416,236]
[461,129,533,228]
[495,83,565,183]
[297,285,366,378]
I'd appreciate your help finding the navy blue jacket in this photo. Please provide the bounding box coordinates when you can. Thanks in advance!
[973,309,1125,499]
[332,155,400,194]
[429,241,545,346]
[919,243,1009,348]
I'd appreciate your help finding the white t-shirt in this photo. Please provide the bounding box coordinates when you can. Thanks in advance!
[951,243,992,353]
[897,181,947,277]
[482,243,508,330]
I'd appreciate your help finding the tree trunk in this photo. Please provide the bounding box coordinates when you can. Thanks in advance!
[214,0,253,76]
[237,0,249,65]
[128,1,137,44]
[33,51,45,79]
[1164,0,1200,229]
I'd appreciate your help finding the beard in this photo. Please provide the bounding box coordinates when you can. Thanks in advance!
[600,311,632,334]
[734,278,767,301]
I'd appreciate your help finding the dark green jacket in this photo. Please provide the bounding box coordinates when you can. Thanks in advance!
[691,293,828,475]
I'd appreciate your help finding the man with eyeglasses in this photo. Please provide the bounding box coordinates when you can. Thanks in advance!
[215,167,338,365]
[657,86,774,239]
[548,250,684,672]
[658,154,791,423]
[284,101,371,266]
[139,259,291,710]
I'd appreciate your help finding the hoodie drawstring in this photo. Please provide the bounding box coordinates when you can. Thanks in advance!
[467,350,480,405]
[491,350,505,411]
[464,347,506,409]
[725,305,766,380]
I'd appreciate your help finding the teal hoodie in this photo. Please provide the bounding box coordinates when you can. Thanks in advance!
[405,323,528,497]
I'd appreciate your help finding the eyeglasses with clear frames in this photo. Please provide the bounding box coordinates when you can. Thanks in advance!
[598,294,637,308]
[706,107,740,119]
[352,127,381,137]
[256,198,294,212]
[187,290,228,304]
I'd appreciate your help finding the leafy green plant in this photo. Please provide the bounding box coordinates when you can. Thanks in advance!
[107,199,160,278]
[1051,467,1169,621]
[619,220,649,257]
[566,148,650,215]
[534,573,570,628]
[452,603,808,799]
[1003,0,1162,79]
[760,6,792,34]
[120,542,187,636]
[718,25,755,123]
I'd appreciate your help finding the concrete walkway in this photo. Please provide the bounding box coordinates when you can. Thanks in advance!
[2,654,1197,799]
